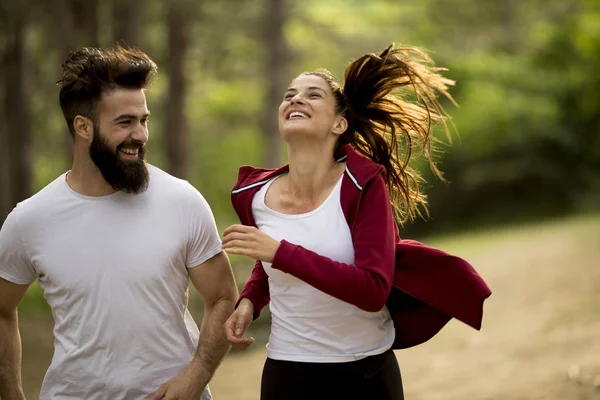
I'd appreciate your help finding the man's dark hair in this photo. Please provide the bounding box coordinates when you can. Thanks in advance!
[57,45,158,137]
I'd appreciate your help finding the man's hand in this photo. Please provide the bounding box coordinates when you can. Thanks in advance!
[145,364,205,400]
[222,225,280,263]
[224,298,255,351]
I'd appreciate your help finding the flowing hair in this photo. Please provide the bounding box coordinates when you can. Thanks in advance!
[303,43,456,223]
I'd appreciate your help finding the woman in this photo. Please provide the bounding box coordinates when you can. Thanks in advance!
[222,43,464,400]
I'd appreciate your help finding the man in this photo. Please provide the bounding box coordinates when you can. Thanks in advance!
[0,45,238,399]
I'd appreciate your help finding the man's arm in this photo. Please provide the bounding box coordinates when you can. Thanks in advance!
[188,250,238,387]
[0,277,29,400]
[146,250,238,400]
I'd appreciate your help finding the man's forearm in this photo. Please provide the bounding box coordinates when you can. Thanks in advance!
[192,296,235,387]
[0,311,25,400]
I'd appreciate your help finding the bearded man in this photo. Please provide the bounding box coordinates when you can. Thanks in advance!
[0,45,238,400]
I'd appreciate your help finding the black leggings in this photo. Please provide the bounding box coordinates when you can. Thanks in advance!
[260,348,404,400]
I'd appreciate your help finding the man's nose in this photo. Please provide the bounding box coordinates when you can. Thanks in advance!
[131,123,148,143]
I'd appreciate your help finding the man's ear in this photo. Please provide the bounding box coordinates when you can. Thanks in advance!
[332,116,348,136]
[73,115,94,140]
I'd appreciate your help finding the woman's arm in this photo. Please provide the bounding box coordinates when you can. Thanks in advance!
[237,259,270,319]
[270,174,396,311]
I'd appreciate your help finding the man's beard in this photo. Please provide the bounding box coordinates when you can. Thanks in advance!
[89,123,149,194]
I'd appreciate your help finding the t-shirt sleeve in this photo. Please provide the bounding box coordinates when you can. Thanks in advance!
[185,185,223,269]
[0,208,37,285]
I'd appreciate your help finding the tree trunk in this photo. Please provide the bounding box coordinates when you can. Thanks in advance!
[112,0,142,48]
[71,0,99,47]
[50,0,99,167]
[0,80,9,223]
[164,2,189,179]
[262,0,290,168]
[2,3,32,214]
[0,0,10,223]
[50,0,99,58]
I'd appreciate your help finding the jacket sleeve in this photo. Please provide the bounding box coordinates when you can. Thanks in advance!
[237,259,270,319]
[270,174,396,312]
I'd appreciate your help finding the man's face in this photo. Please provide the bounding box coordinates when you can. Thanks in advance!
[89,88,150,194]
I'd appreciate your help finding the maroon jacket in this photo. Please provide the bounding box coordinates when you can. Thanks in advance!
[231,145,492,349]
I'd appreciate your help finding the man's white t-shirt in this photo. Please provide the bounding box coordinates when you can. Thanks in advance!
[0,165,221,399]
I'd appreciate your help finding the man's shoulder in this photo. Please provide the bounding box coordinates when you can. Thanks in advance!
[147,164,204,201]
[149,165,191,189]
[146,166,217,229]
[1,174,67,235]
[12,174,67,215]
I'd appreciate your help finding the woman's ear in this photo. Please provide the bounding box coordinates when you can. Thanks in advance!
[73,115,94,141]
[332,116,348,136]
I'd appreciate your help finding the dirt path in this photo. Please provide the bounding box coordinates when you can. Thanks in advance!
[19,216,600,399]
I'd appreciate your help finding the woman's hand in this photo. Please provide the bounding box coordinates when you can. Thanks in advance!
[222,224,280,263]
[224,298,255,351]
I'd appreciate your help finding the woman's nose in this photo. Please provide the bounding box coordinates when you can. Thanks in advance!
[290,93,305,105]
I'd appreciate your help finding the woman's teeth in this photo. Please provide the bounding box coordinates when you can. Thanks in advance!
[289,112,309,119]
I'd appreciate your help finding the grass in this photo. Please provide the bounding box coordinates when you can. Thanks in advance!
[18,281,50,317]
[18,213,600,399]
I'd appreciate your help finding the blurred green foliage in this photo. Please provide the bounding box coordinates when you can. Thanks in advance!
[13,0,598,234]
[3,0,600,314]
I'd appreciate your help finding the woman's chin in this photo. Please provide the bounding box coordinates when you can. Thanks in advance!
[280,126,323,142]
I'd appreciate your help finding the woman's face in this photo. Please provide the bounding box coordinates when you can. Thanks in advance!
[278,74,346,144]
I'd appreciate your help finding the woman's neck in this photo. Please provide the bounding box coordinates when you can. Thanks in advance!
[286,143,344,201]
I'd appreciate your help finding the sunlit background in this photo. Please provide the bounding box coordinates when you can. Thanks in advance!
[1,0,599,399]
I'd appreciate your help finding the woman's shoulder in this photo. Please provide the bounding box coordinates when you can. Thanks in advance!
[233,164,289,192]
[341,145,386,189]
